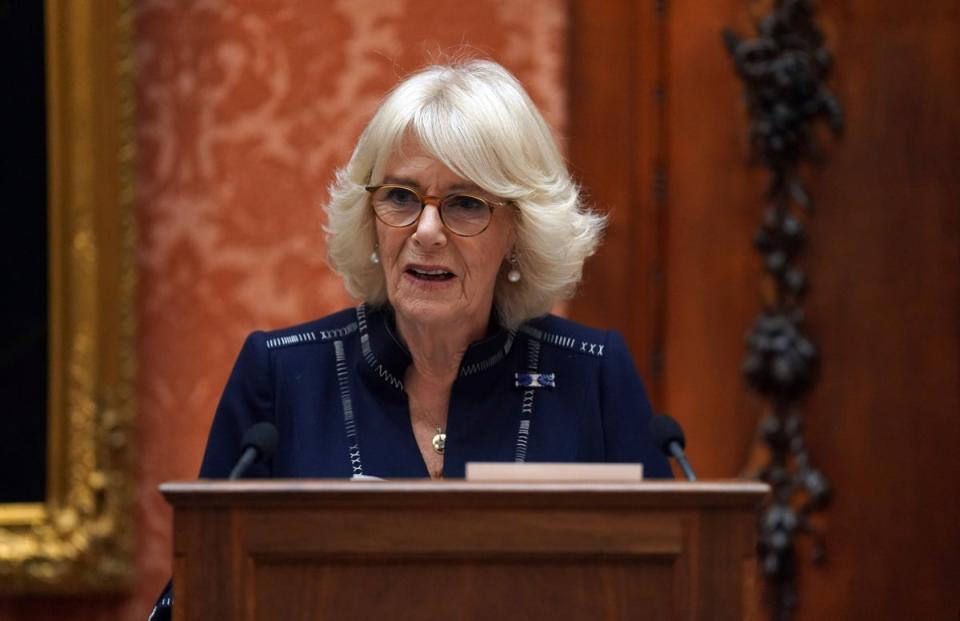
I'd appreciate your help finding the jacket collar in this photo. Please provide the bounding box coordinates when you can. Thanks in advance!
[356,304,516,391]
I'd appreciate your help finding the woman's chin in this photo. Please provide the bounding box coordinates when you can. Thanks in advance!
[393,299,463,327]
[390,292,491,332]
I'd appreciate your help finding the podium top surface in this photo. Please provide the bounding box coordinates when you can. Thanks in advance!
[161,479,769,510]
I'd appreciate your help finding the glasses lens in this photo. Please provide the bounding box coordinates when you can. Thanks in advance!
[372,186,421,227]
[441,194,492,236]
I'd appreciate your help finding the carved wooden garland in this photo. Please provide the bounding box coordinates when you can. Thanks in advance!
[723,1,842,618]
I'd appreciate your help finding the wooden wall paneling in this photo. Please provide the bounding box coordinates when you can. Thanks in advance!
[572,0,960,618]
[567,0,667,403]
[660,0,764,479]
[791,2,960,619]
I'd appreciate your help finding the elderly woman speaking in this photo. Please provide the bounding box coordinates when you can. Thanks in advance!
[198,60,671,481]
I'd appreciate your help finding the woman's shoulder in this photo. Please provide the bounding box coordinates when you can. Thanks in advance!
[520,313,620,359]
[248,306,363,352]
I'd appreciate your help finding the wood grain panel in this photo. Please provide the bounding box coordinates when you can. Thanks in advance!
[568,0,960,618]
[567,0,667,399]
[791,2,960,618]
[253,559,675,621]
[242,508,683,556]
[163,480,766,621]
[660,0,764,478]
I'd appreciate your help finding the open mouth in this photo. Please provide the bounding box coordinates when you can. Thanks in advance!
[407,267,455,282]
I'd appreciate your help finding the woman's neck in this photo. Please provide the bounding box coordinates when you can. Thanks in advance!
[395,311,488,383]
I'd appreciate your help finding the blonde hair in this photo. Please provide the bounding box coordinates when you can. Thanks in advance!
[324,59,604,329]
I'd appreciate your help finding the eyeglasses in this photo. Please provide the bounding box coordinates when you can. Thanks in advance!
[365,184,508,237]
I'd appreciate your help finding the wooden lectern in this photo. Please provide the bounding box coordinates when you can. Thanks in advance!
[161,480,767,620]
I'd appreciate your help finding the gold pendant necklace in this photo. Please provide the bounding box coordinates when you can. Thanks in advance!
[431,426,447,454]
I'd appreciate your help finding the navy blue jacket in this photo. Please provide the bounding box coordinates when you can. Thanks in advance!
[199,304,671,479]
[150,305,670,619]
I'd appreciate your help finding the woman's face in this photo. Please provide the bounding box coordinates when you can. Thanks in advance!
[374,142,515,335]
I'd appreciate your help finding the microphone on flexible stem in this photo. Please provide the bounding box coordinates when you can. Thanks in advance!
[228,421,278,480]
[650,414,697,481]
[149,422,279,621]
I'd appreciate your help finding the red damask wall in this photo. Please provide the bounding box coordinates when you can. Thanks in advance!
[134,2,567,619]
[0,2,566,620]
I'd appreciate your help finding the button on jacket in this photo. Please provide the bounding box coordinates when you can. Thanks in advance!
[199,304,672,479]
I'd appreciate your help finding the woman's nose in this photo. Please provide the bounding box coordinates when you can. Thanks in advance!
[413,203,447,246]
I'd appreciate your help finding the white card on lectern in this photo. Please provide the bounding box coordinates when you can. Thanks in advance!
[465,462,644,482]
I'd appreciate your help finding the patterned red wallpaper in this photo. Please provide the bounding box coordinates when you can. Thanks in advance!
[0,2,565,619]
[130,1,566,619]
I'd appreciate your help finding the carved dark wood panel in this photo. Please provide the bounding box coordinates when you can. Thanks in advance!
[724,1,841,618]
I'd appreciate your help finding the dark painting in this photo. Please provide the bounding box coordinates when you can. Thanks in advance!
[0,0,49,504]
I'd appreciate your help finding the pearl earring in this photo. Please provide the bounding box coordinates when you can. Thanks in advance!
[507,252,521,283]
[370,250,380,265]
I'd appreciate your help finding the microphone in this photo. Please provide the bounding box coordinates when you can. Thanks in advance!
[228,422,278,480]
[650,414,697,481]
[149,422,277,621]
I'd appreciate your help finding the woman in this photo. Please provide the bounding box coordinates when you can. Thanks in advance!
[150,57,671,621]
[197,59,671,481]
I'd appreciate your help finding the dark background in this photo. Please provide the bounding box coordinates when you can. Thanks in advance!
[0,0,48,504]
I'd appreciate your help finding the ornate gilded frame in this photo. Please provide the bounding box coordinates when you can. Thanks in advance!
[0,0,136,592]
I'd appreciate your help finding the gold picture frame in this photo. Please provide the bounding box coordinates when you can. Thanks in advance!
[0,0,136,592]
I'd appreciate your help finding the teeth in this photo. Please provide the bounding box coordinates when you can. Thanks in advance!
[412,268,449,275]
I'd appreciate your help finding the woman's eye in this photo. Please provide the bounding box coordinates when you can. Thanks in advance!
[445,195,487,211]
[386,188,419,205]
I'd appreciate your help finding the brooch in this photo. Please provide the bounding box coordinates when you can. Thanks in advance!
[514,372,555,388]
